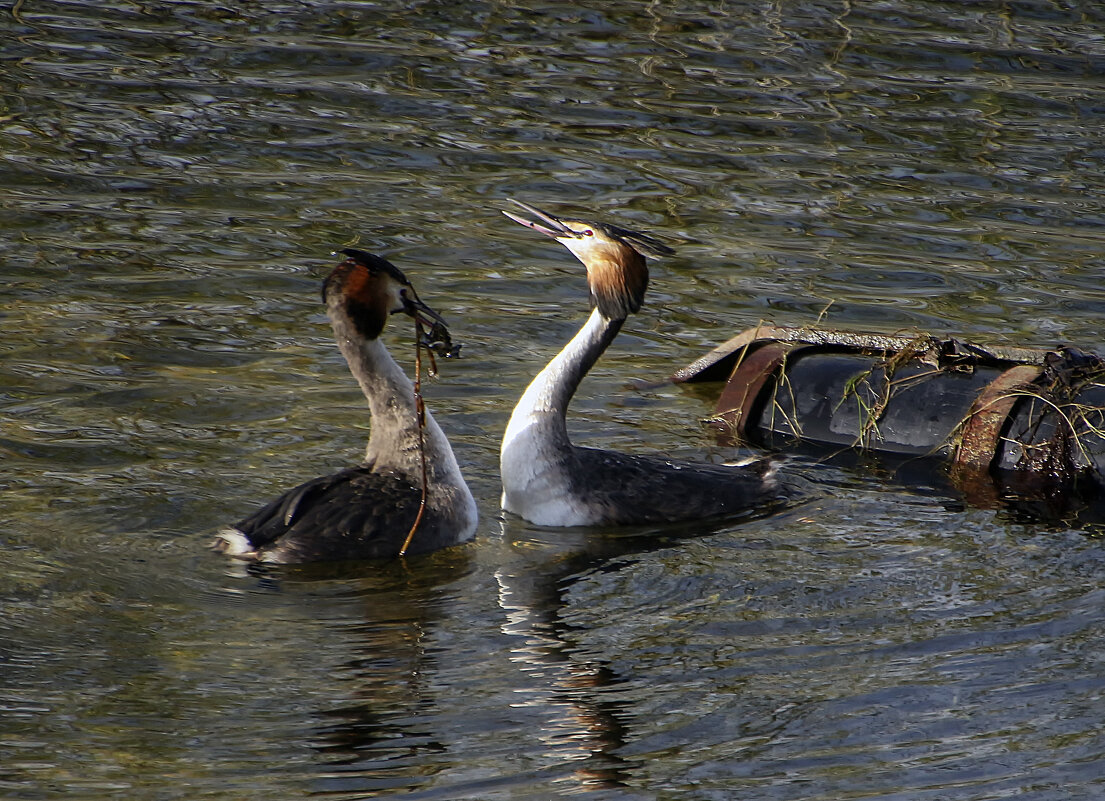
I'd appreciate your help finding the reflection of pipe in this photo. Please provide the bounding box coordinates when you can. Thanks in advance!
[674,325,1105,504]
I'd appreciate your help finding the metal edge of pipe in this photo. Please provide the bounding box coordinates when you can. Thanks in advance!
[672,325,1053,385]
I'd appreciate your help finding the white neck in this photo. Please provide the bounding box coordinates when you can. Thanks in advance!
[332,316,465,489]
[502,308,620,448]
[500,308,622,523]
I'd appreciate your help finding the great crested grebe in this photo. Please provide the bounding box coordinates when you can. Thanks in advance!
[500,200,779,527]
[213,249,478,563]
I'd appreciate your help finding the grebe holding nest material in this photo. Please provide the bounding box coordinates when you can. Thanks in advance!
[214,249,477,563]
[500,200,779,527]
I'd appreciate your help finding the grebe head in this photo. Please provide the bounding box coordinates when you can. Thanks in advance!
[503,199,674,320]
[326,248,449,341]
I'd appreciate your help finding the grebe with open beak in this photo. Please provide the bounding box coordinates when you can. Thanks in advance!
[500,201,779,527]
[214,249,477,562]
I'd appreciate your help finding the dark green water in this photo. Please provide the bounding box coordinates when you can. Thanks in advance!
[3,1,1105,798]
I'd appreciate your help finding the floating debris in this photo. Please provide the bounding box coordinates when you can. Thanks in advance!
[675,324,1105,516]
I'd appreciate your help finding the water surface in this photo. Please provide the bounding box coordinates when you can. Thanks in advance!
[2,1,1105,798]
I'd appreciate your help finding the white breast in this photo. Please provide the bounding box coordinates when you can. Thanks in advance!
[500,418,594,526]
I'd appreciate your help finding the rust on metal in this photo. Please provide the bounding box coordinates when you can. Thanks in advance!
[952,365,1045,473]
[674,324,798,384]
[949,364,1045,498]
[712,341,800,440]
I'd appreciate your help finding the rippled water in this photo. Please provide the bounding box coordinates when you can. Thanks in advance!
[3,1,1105,798]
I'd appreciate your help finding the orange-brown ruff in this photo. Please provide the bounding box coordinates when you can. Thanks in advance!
[332,255,395,339]
[579,231,648,319]
[500,200,780,527]
[213,249,477,563]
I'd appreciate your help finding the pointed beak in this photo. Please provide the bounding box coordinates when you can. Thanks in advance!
[401,291,460,358]
[502,199,579,239]
[401,290,447,328]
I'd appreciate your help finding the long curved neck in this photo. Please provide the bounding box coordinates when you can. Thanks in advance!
[504,307,623,450]
[330,315,458,482]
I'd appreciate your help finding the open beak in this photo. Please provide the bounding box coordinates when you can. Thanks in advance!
[502,199,579,239]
